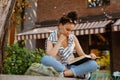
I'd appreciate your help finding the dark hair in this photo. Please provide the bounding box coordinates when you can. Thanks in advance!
[59,11,78,25]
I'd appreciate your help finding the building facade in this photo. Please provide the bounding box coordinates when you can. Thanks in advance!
[35,0,120,73]
[37,0,119,22]
[17,0,120,74]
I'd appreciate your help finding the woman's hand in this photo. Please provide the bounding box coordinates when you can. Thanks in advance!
[58,34,67,43]
[89,53,97,60]
[59,25,68,36]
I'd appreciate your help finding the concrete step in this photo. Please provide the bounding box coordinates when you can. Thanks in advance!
[0,75,78,80]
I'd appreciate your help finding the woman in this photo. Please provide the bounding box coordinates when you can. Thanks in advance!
[41,11,99,79]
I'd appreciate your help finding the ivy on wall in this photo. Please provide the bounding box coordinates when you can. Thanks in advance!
[12,0,33,27]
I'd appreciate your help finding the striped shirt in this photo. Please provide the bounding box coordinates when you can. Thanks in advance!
[47,29,75,65]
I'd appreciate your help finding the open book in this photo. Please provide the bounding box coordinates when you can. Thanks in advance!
[68,55,97,65]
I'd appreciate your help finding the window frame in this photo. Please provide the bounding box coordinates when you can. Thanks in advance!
[87,0,110,8]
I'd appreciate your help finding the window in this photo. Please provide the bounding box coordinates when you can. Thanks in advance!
[88,0,110,8]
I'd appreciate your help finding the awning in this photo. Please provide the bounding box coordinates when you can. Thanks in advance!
[16,27,57,40]
[112,19,120,31]
[16,20,111,40]
[74,20,111,35]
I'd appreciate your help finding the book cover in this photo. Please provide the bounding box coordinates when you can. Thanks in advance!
[67,55,92,65]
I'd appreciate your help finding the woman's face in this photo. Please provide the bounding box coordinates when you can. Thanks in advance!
[59,23,75,36]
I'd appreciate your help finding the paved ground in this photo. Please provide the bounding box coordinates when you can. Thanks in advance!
[0,75,78,80]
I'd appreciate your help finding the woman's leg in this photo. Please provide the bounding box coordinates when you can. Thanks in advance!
[41,55,66,72]
[70,60,99,77]
[64,69,74,77]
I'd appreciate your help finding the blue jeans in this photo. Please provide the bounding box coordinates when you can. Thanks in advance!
[41,55,99,77]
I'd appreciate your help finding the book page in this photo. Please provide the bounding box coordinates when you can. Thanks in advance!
[68,55,91,65]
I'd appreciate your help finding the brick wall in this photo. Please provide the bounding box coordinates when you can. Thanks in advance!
[37,0,120,22]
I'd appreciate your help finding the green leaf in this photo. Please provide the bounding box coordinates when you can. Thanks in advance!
[3,42,46,74]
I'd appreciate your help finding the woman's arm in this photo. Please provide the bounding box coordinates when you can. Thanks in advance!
[73,35,86,56]
[73,35,97,59]
[46,41,61,57]
[46,34,67,57]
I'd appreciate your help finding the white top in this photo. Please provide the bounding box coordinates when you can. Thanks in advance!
[47,29,75,65]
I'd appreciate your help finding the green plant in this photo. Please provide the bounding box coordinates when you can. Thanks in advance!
[3,42,46,74]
